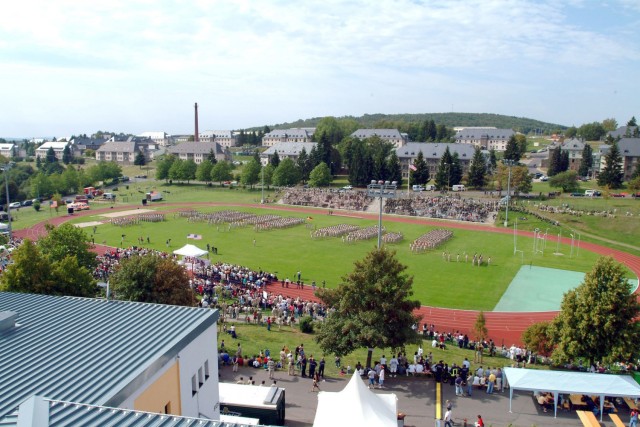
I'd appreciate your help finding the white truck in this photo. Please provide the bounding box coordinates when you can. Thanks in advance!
[146,191,163,202]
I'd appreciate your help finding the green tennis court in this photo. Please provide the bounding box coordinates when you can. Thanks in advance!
[493,266,587,312]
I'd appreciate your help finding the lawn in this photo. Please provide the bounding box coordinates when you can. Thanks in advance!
[223,322,536,377]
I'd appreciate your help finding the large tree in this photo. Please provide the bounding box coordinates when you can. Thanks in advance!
[597,141,624,189]
[549,170,579,193]
[522,321,555,357]
[386,151,403,186]
[134,151,147,168]
[467,146,487,189]
[308,162,332,187]
[241,158,261,188]
[434,147,454,190]
[38,223,97,270]
[272,158,301,187]
[210,161,233,185]
[109,254,196,306]
[551,256,640,365]
[156,155,176,181]
[196,159,214,183]
[315,247,421,368]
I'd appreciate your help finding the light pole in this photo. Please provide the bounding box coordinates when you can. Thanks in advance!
[261,164,265,204]
[367,180,398,248]
[447,162,451,192]
[1,163,13,240]
[503,159,515,227]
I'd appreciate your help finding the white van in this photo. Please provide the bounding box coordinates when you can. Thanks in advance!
[412,185,424,192]
[425,184,436,191]
[103,193,116,200]
[451,185,466,192]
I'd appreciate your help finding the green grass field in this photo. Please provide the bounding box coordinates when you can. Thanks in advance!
[65,199,606,311]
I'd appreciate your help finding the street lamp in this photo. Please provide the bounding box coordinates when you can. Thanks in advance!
[1,163,13,240]
[367,180,398,248]
[503,159,515,227]
[261,164,265,204]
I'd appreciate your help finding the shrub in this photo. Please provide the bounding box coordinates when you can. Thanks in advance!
[33,201,41,212]
[299,315,314,334]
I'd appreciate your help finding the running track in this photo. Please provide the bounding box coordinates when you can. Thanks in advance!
[14,202,640,346]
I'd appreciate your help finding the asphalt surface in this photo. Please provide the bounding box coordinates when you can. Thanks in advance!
[220,364,629,426]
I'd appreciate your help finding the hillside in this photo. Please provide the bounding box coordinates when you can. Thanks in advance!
[262,112,567,134]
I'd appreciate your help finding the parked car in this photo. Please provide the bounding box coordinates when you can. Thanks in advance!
[540,176,549,182]
[611,193,626,198]
[9,202,21,209]
[21,200,33,207]
[343,185,353,190]
[570,192,585,197]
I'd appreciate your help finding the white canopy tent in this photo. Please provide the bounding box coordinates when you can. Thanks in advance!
[504,367,640,421]
[173,244,208,258]
[313,372,398,427]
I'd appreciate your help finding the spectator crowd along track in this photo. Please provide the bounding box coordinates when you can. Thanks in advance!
[12,201,640,346]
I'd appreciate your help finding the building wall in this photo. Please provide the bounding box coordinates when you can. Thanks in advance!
[133,361,182,415]
[120,322,219,419]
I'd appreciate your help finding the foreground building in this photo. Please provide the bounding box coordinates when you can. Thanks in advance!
[0,292,221,425]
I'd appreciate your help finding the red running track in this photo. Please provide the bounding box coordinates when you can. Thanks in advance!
[14,202,640,346]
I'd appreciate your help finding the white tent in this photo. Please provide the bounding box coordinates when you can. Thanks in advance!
[172,244,208,258]
[504,367,640,421]
[313,372,397,427]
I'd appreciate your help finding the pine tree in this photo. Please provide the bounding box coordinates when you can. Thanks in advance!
[297,148,311,182]
[578,144,593,178]
[488,149,497,174]
[411,151,429,185]
[467,147,487,189]
[270,151,280,168]
[450,152,463,186]
[598,142,624,188]
[435,147,453,190]
[559,150,569,173]
[503,135,521,162]
[547,148,560,176]
[386,151,402,186]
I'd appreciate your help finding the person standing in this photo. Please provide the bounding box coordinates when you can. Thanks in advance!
[389,355,398,378]
[378,366,385,388]
[367,369,376,389]
[631,408,639,427]
[443,408,453,427]
[311,372,321,392]
[487,370,495,394]
[318,357,325,378]
[267,358,275,379]
[475,415,484,427]
[301,354,308,377]
[308,356,317,379]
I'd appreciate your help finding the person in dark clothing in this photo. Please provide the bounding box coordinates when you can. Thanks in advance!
[308,356,317,378]
[318,357,325,378]
[301,355,308,377]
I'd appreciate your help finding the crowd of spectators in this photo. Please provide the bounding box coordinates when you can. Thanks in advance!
[283,188,372,211]
[0,236,24,272]
[535,203,618,218]
[410,229,453,253]
[385,195,499,223]
[92,246,174,280]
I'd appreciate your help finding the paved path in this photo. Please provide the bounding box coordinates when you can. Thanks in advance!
[14,202,640,346]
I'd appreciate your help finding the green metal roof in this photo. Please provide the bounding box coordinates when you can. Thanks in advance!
[0,292,218,422]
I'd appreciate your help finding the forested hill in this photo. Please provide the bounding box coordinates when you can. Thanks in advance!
[264,113,567,134]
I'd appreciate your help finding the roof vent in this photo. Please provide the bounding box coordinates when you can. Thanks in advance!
[0,311,17,333]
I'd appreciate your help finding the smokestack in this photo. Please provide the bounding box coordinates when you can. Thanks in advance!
[194,102,199,142]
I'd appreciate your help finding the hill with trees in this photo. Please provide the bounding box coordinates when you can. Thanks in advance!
[259,112,567,135]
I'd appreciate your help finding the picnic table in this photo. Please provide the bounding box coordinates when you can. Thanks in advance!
[570,394,589,409]
[624,397,638,410]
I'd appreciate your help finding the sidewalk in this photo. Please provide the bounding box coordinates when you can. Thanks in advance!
[219,365,626,426]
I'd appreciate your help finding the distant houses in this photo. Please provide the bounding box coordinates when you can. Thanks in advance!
[350,129,408,148]
[261,142,317,166]
[396,142,477,179]
[262,128,314,147]
[199,130,237,148]
[166,141,230,164]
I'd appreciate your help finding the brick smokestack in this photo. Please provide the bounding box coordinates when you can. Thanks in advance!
[194,102,199,142]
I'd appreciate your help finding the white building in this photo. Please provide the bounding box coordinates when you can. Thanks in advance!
[455,127,515,151]
[0,143,16,158]
[35,141,75,160]
[262,129,314,147]
[0,292,221,424]
[167,141,229,164]
[138,131,170,146]
[199,130,237,148]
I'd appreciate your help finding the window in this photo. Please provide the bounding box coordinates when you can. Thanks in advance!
[191,375,197,396]
[198,367,204,387]
[164,402,171,414]
[204,360,210,380]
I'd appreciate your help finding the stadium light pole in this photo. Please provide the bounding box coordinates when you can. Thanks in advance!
[503,159,515,227]
[261,164,265,204]
[367,180,397,248]
[1,163,13,240]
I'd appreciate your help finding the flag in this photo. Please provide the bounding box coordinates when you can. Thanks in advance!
[187,234,202,240]
[409,164,417,171]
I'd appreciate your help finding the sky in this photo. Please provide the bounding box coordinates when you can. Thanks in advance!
[1,0,639,138]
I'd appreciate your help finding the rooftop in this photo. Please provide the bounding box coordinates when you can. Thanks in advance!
[0,292,218,422]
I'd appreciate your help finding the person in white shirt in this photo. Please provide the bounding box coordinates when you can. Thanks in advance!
[444,409,453,427]
[389,355,399,378]
[380,355,387,365]
[408,364,416,376]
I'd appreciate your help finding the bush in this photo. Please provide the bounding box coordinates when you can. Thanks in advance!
[33,201,41,212]
[299,315,314,334]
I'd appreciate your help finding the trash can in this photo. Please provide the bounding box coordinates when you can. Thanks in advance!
[67,207,74,215]
[142,199,147,206]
